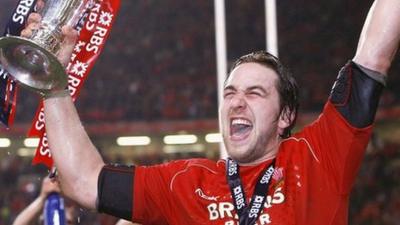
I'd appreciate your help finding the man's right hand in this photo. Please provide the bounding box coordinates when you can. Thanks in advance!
[21,6,79,98]
[21,12,79,68]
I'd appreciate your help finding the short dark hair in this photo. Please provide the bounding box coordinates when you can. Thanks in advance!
[228,50,299,138]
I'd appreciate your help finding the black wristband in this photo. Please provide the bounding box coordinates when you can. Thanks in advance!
[97,164,135,220]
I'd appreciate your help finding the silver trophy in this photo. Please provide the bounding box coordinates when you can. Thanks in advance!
[0,0,90,93]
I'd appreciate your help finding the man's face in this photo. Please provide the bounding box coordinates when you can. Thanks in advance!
[220,62,285,164]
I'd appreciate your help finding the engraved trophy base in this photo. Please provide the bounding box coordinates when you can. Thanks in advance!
[0,36,67,93]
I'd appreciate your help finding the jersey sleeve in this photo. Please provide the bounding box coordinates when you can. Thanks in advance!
[97,164,134,220]
[298,61,384,194]
[132,160,191,224]
[96,160,190,224]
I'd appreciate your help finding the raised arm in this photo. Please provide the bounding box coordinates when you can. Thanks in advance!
[44,93,104,210]
[44,26,104,210]
[22,13,104,209]
[353,0,400,74]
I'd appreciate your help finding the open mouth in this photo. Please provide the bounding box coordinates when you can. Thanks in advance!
[230,118,253,140]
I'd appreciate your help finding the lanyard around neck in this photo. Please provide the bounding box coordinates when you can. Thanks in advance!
[226,158,276,225]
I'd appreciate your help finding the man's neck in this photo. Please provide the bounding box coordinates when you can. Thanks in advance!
[238,141,281,166]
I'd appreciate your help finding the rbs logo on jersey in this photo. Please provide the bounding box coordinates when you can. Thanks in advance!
[207,187,285,225]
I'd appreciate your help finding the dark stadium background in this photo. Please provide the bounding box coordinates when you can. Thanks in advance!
[0,0,399,224]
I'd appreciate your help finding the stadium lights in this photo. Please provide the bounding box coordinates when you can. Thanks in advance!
[163,144,205,154]
[0,138,11,147]
[205,133,222,143]
[163,134,198,145]
[24,138,40,148]
[17,148,35,157]
[116,136,151,146]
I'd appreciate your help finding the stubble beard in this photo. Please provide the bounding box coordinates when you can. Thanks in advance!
[225,133,270,165]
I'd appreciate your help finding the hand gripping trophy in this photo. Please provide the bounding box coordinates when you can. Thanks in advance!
[0,0,90,94]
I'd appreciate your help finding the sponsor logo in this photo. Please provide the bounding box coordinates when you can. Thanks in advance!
[207,187,285,224]
[248,195,265,218]
[233,186,245,209]
[195,188,219,201]
[228,160,238,176]
[12,0,35,24]
[260,167,275,184]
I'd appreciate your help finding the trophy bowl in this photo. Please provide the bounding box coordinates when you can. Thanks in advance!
[0,0,90,93]
[0,35,66,92]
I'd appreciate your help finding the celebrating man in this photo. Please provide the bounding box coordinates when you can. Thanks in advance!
[21,0,400,224]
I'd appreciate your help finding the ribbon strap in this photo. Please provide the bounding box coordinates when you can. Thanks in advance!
[29,0,121,168]
[0,0,38,126]
[226,158,276,225]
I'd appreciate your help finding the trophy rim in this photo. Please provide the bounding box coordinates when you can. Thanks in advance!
[0,35,68,93]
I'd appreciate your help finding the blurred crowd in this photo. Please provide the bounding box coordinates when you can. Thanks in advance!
[0,155,120,225]
[2,0,398,123]
[0,137,399,224]
[73,1,218,123]
[349,136,400,225]
[78,0,400,122]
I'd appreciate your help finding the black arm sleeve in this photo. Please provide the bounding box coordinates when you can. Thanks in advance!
[329,61,385,128]
[97,164,135,220]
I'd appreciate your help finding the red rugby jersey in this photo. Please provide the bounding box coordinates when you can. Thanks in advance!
[132,102,372,225]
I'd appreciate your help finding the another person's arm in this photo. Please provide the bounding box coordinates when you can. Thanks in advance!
[12,177,61,225]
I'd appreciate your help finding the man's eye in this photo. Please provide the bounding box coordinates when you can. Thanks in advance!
[223,92,234,98]
[248,91,262,96]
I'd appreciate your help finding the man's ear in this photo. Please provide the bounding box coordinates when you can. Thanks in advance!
[278,108,295,130]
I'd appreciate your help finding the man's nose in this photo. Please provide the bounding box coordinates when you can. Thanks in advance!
[230,93,247,112]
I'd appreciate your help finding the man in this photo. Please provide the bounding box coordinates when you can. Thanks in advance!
[22,0,400,224]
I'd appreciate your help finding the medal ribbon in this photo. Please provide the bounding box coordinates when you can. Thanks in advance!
[0,0,39,127]
[226,158,276,225]
[28,0,121,168]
